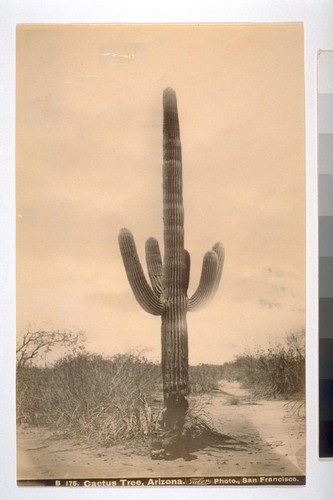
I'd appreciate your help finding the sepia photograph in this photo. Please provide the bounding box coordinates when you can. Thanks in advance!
[16,23,305,487]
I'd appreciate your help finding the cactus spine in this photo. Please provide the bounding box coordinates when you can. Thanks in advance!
[118,88,224,428]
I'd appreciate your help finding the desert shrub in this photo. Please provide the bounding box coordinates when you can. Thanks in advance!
[221,331,305,400]
[17,351,161,445]
[17,341,231,445]
[227,395,240,406]
[189,363,223,394]
[16,329,86,368]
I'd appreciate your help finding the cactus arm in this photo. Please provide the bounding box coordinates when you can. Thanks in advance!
[187,247,222,312]
[145,237,163,295]
[212,242,225,294]
[184,249,191,293]
[118,228,164,315]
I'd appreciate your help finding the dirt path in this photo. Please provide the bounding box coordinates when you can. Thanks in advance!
[17,381,305,481]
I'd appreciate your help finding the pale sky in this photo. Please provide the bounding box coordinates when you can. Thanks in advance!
[16,24,305,365]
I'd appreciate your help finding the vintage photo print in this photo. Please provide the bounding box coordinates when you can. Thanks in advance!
[16,24,305,487]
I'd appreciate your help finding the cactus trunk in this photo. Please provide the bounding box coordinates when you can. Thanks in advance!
[161,303,188,399]
[118,87,225,437]
[161,88,189,410]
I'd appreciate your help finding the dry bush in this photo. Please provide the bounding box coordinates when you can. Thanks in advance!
[17,336,234,448]
[222,331,305,402]
[16,329,86,368]
[189,364,223,395]
[17,351,161,446]
[227,395,240,406]
[284,398,306,419]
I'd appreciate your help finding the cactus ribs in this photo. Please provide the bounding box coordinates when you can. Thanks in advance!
[119,88,224,448]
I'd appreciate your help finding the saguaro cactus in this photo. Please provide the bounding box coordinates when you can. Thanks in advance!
[118,88,224,430]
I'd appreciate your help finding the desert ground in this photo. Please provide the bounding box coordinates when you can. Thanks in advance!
[17,380,305,482]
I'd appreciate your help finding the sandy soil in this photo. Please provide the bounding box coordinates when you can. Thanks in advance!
[17,381,305,481]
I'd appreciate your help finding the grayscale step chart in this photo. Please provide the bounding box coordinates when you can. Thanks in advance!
[318,51,333,457]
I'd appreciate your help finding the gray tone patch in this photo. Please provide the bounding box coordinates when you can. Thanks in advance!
[319,217,333,256]
[319,176,333,215]
[319,257,333,297]
[319,298,333,338]
[318,134,333,174]
[318,94,333,134]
